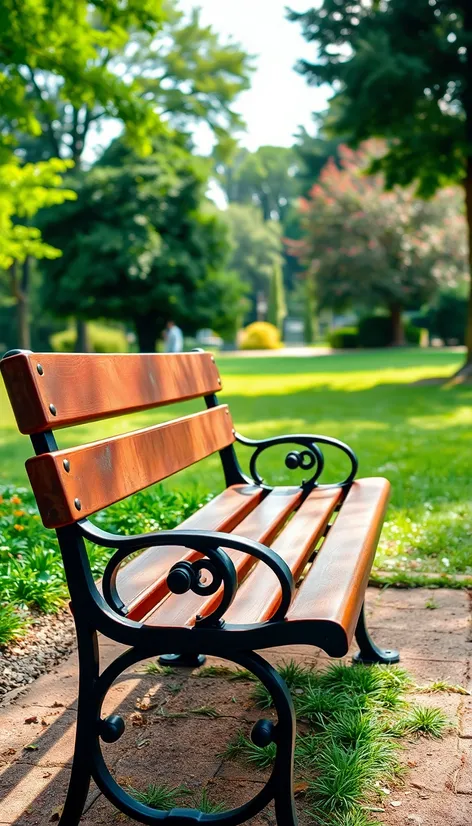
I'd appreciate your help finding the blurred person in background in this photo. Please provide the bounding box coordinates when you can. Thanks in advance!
[164,319,184,352]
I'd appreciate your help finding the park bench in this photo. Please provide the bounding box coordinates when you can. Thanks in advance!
[1,349,398,826]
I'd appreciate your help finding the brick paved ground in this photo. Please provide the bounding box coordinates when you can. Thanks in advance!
[0,587,471,826]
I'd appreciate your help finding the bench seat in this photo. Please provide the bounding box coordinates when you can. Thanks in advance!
[141,478,389,656]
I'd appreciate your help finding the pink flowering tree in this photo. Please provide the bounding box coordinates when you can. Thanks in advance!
[291,143,468,345]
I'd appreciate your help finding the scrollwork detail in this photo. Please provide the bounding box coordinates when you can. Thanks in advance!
[235,432,358,492]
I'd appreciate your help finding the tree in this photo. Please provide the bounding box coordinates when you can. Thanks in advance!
[1,0,167,349]
[0,158,76,347]
[289,0,472,373]
[39,138,246,351]
[9,4,252,168]
[291,144,468,345]
[0,0,165,161]
[222,204,284,321]
[267,261,287,334]
[218,146,299,221]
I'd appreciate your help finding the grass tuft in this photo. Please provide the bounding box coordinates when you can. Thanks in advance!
[223,730,277,770]
[389,705,450,738]
[127,782,186,810]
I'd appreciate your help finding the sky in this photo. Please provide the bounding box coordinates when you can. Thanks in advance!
[179,0,330,153]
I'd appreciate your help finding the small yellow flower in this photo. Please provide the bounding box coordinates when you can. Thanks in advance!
[14,524,25,531]
[13,509,24,517]
[0,496,4,504]
[11,496,22,505]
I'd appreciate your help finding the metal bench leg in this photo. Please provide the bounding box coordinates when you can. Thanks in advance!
[353,602,400,665]
[59,629,99,826]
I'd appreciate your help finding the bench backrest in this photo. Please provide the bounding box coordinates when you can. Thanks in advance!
[1,351,234,528]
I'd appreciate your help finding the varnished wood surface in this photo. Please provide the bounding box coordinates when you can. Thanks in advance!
[0,351,221,434]
[147,487,303,627]
[287,478,391,642]
[26,407,234,528]
[224,487,343,625]
[120,485,266,621]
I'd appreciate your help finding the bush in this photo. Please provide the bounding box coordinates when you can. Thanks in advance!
[413,293,468,344]
[358,315,394,348]
[0,484,211,647]
[50,323,128,353]
[404,323,422,345]
[327,327,359,349]
[240,322,281,350]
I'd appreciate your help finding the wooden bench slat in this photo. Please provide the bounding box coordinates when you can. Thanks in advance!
[223,487,343,625]
[146,487,303,628]
[120,485,266,620]
[0,351,221,434]
[26,407,234,528]
[287,478,391,645]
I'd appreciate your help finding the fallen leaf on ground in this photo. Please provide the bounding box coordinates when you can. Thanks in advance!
[130,711,145,727]
[24,716,38,724]
[24,744,39,751]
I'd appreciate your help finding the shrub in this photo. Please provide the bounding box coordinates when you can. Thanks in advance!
[404,323,422,345]
[50,323,128,353]
[327,327,359,349]
[0,484,210,647]
[240,322,281,350]
[357,315,393,348]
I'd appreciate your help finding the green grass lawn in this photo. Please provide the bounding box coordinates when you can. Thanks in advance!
[1,348,471,583]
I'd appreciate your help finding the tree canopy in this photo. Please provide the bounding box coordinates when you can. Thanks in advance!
[289,0,472,369]
[39,138,246,351]
[0,0,165,160]
[217,146,299,221]
[291,143,467,344]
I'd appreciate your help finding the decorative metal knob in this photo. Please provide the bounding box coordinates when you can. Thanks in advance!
[285,451,300,469]
[167,561,194,594]
[251,718,276,747]
[100,714,125,743]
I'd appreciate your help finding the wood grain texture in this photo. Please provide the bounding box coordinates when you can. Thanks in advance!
[224,486,343,625]
[0,351,221,434]
[120,485,266,620]
[287,478,391,643]
[26,406,234,528]
[146,487,303,627]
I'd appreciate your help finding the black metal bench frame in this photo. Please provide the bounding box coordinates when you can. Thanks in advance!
[7,353,398,826]
[0,351,399,826]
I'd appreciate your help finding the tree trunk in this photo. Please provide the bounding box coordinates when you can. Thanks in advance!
[135,315,160,352]
[389,303,405,346]
[75,320,90,352]
[9,261,31,349]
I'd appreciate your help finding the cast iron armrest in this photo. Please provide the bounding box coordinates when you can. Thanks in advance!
[78,521,295,626]
[234,431,358,492]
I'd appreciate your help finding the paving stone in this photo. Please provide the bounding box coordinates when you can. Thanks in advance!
[460,697,472,739]
[455,740,472,795]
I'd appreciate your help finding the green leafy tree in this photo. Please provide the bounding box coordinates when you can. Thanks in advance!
[1,0,166,349]
[222,204,284,321]
[292,143,467,345]
[218,146,299,221]
[0,158,76,347]
[0,0,165,161]
[39,138,246,351]
[289,0,472,373]
[10,4,251,168]
[267,261,287,334]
